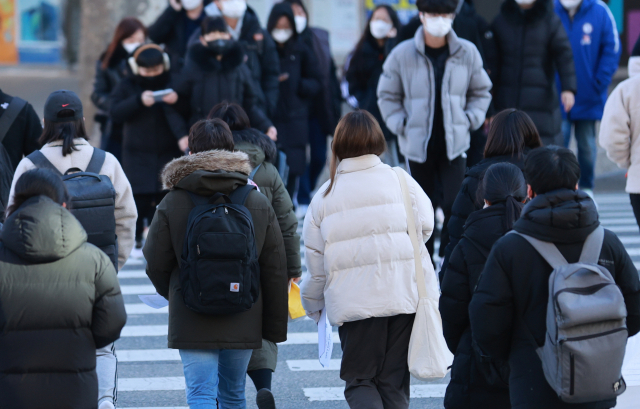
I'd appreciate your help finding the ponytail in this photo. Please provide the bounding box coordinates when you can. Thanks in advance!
[38,109,88,156]
[481,162,527,232]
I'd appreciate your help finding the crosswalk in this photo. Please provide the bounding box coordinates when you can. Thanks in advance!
[115,192,640,408]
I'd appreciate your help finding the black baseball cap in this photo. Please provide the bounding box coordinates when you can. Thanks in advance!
[44,90,83,122]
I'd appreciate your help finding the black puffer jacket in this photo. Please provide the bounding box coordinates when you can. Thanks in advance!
[440,203,513,409]
[469,189,640,409]
[0,196,126,409]
[441,154,524,279]
[0,89,42,172]
[176,42,272,131]
[490,0,576,145]
[110,75,187,195]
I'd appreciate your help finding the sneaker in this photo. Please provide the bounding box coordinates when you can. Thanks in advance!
[135,239,143,249]
[256,388,276,409]
[98,401,115,409]
[130,246,144,260]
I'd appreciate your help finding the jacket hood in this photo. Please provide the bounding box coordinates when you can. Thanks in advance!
[232,128,277,163]
[162,150,252,194]
[186,42,245,72]
[464,203,514,254]
[514,188,599,243]
[267,3,298,42]
[1,196,87,262]
[502,0,551,23]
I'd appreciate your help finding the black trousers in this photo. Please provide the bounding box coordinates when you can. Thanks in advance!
[630,194,640,233]
[409,155,466,258]
[339,314,416,409]
[134,192,166,241]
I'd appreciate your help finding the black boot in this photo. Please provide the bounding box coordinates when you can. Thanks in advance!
[256,389,276,409]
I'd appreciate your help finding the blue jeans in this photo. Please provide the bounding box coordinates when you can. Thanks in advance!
[562,120,597,189]
[179,349,253,409]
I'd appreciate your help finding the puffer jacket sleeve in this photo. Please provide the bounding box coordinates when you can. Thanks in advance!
[92,250,127,348]
[91,60,112,112]
[440,241,471,353]
[110,79,144,124]
[258,200,289,343]
[377,48,407,137]
[607,230,640,336]
[260,30,281,118]
[598,84,631,169]
[148,6,180,46]
[262,164,301,278]
[144,203,175,298]
[406,170,434,242]
[107,153,137,269]
[593,7,621,92]
[469,237,514,361]
[550,15,577,93]
[301,192,327,322]
[442,177,478,280]
[465,45,492,132]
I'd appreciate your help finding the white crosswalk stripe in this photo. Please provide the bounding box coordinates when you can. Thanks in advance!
[121,284,157,295]
[303,385,448,401]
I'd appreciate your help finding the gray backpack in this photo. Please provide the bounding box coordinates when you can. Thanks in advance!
[514,226,628,403]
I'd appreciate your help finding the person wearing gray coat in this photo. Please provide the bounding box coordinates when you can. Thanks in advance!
[377,0,492,259]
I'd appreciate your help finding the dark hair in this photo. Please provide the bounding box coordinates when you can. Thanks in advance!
[101,17,146,70]
[350,5,401,74]
[416,0,458,14]
[267,2,297,41]
[6,169,69,217]
[325,110,387,196]
[208,101,251,131]
[201,16,228,35]
[188,118,235,154]
[38,109,88,156]
[484,109,542,159]
[524,146,581,195]
[481,163,527,232]
[136,46,164,68]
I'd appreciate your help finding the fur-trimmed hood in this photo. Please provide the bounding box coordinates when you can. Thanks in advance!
[502,0,551,23]
[162,150,252,190]
[186,42,246,72]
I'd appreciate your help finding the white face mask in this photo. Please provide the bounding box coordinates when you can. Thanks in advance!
[421,15,453,38]
[220,0,247,19]
[271,28,293,44]
[515,0,536,5]
[294,16,307,33]
[559,0,582,9]
[370,20,393,40]
[122,42,141,54]
[181,0,203,11]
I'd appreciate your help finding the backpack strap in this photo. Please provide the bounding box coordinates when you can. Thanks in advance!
[27,150,63,177]
[229,184,256,206]
[579,226,605,264]
[249,164,261,180]
[86,148,106,174]
[0,97,27,144]
[510,231,568,269]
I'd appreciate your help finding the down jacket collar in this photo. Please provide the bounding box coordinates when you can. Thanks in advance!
[337,154,382,174]
[187,42,246,72]
[413,26,463,58]
[502,0,551,23]
[2,196,87,262]
[162,150,252,194]
[514,188,599,243]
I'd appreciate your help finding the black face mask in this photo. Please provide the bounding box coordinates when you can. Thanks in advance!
[135,70,170,91]
[206,39,234,56]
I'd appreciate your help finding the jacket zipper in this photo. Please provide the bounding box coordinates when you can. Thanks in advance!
[554,283,614,316]
[561,327,627,343]
[570,353,575,395]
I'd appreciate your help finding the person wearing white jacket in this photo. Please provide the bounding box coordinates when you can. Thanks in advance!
[599,70,640,231]
[301,110,435,409]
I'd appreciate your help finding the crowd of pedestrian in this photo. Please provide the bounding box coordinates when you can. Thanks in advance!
[1,0,640,408]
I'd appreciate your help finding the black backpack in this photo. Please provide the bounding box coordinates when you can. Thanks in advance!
[0,97,27,221]
[27,149,118,269]
[180,185,260,315]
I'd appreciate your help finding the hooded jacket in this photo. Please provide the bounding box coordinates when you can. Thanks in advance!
[176,42,272,132]
[143,150,288,349]
[554,0,620,121]
[377,27,492,164]
[0,89,42,171]
[598,74,640,193]
[9,139,137,270]
[301,155,435,326]
[233,128,301,278]
[0,196,126,409]
[440,203,513,409]
[490,0,576,145]
[469,189,640,409]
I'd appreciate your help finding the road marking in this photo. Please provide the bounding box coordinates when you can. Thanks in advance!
[123,258,145,267]
[282,332,340,345]
[287,359,341,371]
[595,195,632,204]
[118,376,185,391]
[118,349,179,362]
[121,285,157,295]
[119,408,188,409]
[125,303,167,315]
[625,248,640,257]
[619,236,640,245]
[604,225,639,233]
[119,270,147,279]
[303,384,448,401]
[599,218,637,225]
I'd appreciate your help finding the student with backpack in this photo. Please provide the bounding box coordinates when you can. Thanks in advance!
[440,162,527,409]
[469,147,640,409]
[143,118,288,408]
[7,90,137,409]
[0,169,127,409]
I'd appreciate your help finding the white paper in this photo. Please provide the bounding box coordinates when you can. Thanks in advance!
[138,293,169,309]
[318,308,333,368]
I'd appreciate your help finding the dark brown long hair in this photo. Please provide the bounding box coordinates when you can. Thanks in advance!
[484,109,542,159]
[38,109,88,156]
[324,110,387,197]
[101,18,147,70]
[6,169,69,217]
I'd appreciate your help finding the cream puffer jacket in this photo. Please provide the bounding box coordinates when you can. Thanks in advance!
[301,155,435,326]
[9,138,137,269]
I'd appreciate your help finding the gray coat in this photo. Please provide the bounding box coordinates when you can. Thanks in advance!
[377,27,492,164]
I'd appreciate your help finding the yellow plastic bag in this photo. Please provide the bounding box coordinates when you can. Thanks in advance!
[289,282,306,319]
